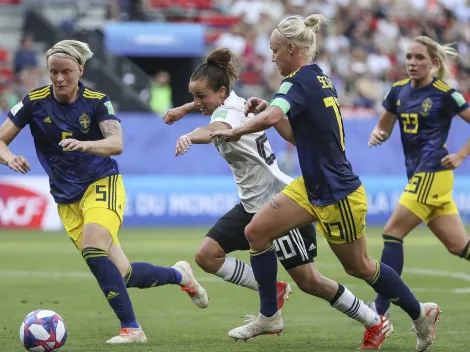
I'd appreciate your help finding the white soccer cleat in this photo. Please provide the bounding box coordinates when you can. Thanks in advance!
[412,302,441,352]
[229,311,283,341]
[244,281,292,323]
[173,261,209,308]
[106,327,147,344]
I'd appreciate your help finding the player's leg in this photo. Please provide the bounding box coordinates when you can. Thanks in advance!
[427,204,470,261]
[79,175,146,343]
[58,200,144,344]
[329,235,440,351]
[373,173,433,316]
[275,224,389,349]
[372,202,424,316]
[228,178,317,340]
[195,204,257,290]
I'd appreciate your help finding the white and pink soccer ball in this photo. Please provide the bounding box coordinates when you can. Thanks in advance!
[19,309,67,351]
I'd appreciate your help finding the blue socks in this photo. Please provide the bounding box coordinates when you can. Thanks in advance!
[82,247,139,329]
[367,261,421,320]
[375,234,404,315]
[250,243,278,317]
[124,262,182,288]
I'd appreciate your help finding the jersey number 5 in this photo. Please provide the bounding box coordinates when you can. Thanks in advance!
[323,97,345,151]
[61,132,73,151]
[255,133,276,165]
[400,113,419,134]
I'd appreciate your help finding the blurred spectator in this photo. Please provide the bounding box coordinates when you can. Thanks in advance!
[149,71,173,116]
[13,35,38,76]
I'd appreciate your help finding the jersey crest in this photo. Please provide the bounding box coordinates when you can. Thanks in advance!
[421,98,433,116]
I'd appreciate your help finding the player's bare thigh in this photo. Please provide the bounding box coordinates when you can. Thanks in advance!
[245,192,316,251]
[383,203,422,239]
[328,235,377,281]
[428,213,469,255]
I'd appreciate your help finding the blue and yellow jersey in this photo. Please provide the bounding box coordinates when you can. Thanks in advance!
[270,64,361,206]
[383,77,469,179]
[8,82,120,204]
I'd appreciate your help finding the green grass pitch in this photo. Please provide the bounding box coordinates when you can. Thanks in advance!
[0,227,468,351]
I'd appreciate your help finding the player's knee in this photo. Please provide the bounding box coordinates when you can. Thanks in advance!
[343,261,373,280]
[447,243,465,256]
[81,223,113,251]
[194,246,221,274]
[245,222,268,246]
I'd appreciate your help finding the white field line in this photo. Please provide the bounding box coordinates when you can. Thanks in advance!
[1,265,469,294]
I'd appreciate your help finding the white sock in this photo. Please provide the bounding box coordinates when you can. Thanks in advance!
[331,285,380,328]
[215,256,258,291]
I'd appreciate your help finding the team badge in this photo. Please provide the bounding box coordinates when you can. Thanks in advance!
[79,113,90,133]
[421,98,432,116]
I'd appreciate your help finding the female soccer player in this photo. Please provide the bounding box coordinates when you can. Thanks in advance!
[166,48,390,350]
[0,40,208,344]
[368,36,470,318]
[211,16,440,352]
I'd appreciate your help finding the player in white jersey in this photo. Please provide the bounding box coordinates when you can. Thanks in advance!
[163,48,389,348]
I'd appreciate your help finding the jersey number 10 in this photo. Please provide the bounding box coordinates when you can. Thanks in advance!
[323,97,345,151]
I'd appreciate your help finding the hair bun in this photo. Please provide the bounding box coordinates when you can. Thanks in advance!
[304,14,327,30]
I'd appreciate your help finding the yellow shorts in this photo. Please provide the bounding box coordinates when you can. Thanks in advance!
[282,177,367,244]
[57,174,126,251]
[399,170,457,224]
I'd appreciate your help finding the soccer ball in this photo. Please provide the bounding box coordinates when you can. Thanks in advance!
[19,309,67,351]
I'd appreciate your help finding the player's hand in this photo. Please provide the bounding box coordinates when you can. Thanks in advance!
[245,97,268,116]
[7,155,30,174]
[59,138,90,152]
[368,127,388,147]
[209,129,241,142]
[441,153,465,170]
[163,107,186,125]
[175,135,192,156]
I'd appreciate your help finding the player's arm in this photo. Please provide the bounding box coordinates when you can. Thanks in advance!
[60,98,123,156]
[175,121,230,156]
[0,118,30,173]
[163,102,200,125]
[368,111,397,147]
[442,104,470,169]
[210,105,284,141]
[0,98,32,173]
[274,116,296,146]
[369,86,398,147]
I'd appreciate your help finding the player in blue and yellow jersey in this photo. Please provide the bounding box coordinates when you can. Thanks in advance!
[211,15,440,351]
[0,40,208,344]
[368,36,470,320]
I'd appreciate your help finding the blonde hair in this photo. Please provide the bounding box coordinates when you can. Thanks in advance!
[46,40,93,66]
[412,36,460,80]
[275,14,328,61]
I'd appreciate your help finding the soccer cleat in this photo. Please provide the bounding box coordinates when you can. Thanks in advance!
[412,303,441,352]
[172,261,209,308]
[277,281,292,311]
[366,301,391,319]
[229,311,283,341]
[358,316,393,350]
[106,327,147,344]
[244,281,292,323]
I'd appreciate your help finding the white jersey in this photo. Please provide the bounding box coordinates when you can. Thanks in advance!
[211,91,293,213]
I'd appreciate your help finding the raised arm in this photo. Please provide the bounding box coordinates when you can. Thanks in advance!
[274,116,296,146]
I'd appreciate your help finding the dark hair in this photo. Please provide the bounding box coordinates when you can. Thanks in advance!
[190,48,238,93]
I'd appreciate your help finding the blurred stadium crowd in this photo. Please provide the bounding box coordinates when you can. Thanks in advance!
[1,0,470,117]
